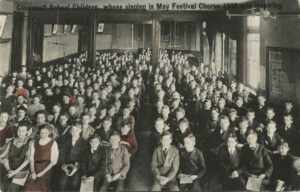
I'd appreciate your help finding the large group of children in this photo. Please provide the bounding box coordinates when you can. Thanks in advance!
[0,48,299,191]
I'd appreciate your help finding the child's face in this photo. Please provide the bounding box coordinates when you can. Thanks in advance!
[266,124,276,134]
[239,121,248,131]
[176,112,183,120]
[90,138,100,150]
[33,97,40,104]
[179,123,188,133]
[121,125,130,135]
[229,113,237,121]
[184,137,195,152]
[278,145,288,156]
[155,121,164,133]
[161,135,172,148]
[266,110,275,119]
[285,103,293,111]
[284,116,293,125]
[247,112,255,121]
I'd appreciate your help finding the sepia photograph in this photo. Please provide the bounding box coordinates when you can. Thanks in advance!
[0,0,300,191]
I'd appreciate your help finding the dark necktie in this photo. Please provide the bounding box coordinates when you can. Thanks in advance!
[164,148,168,155]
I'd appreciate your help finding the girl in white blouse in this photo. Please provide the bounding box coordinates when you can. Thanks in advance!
[24,124,59,191]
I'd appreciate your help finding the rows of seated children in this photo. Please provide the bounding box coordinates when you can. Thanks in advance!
[0,50,150,192]
[0,48,299,192]
[149,49,300,191]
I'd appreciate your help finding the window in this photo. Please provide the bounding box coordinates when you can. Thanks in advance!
[246,16,260,89]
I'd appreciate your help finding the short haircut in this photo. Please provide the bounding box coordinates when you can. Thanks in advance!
[267,120,276,127]
[38,124,53,137]
[60,112,69,119]
[81,112,90,117]
[176,107,185,116]
[239,116,248,124]
[71,123,82,130]
[229,108,237,114]
[247,108,255,114]
[219,115,229,122]
[33,94,42,100]
[69,104,77,109]
[266,107,275,113]
[161,131,172,140]
[179,117,189,125]
[18,121,29,130]
[0,111,9,116]
[246,129,257,137]
[110,130,121,138]
[121,123,130,129]
[236,97,243,102]
[184,134,196,143]
[52,102,61,109]
[155,117,164,124]
[17,106,27,113]
[103,116,112,123]
[36,110,47,118]
[227,133,237,141]
[89,133,101,142]
[211,107,220,113]
[162,105,170,111]
[283,114,293,121]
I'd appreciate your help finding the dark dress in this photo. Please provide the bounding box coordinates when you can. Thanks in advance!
[0,126,15,148]
[0,126,15,180]
[2,138,31,192]
[24,139,54,191]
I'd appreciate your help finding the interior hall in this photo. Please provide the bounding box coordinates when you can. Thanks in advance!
[0,0,300,191]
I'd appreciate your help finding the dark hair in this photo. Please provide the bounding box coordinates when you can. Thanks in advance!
[110,130,121,138]
[161,131,172,140]
[227,133,237,141]
[38,124,53,137]
[247,108,255,114]
[33,94,42,100]
[239,116,248,123]
[53,103,61,108]
[266,107,275,113]
[60,112,70,119]
[35,110,47,119]
[18,121,30,131]
[88,133,101,142]
[211,107,220,113]
[179,117,188,125]
[184,134,196,142]
[17,106,27,113]
[81,112,90,118]
[246,129,257,137]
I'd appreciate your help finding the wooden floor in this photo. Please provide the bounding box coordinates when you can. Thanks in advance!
[125,93,154,191]
[123,91,224,191]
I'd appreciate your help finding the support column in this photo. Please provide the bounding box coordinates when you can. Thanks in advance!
[151,15,160,66]
[237,17,247,84]
[202,22,210,66]
[184,24,187,50]
[87,14,96,68]
[214,31,222,72]
[26,12,43,71]
[11,12,24,72]
[195,23,201,51]
[142,24,145,49]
